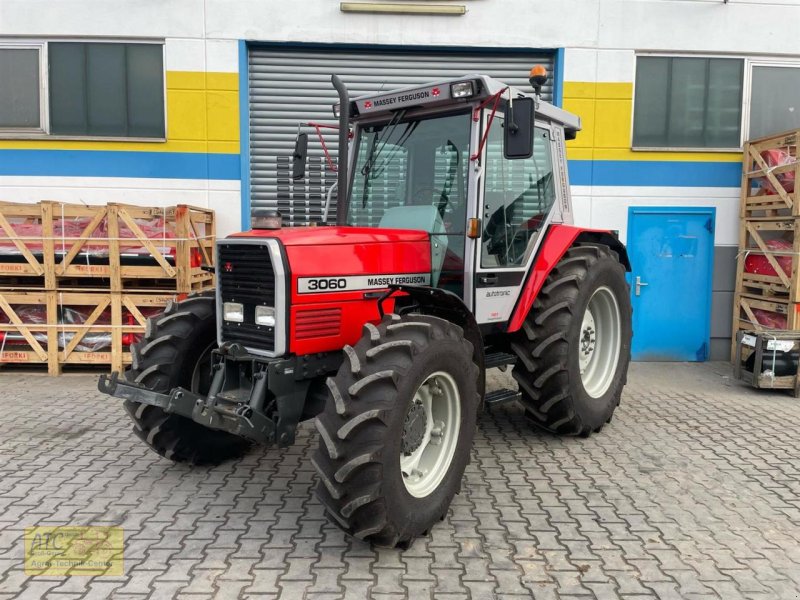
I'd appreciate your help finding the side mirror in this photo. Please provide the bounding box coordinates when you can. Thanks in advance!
[292,132,308,180]
[503,97,535,160]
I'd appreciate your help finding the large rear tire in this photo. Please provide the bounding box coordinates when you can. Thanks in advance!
[312,314,480,547]
[511,244,632,436]
[122,295,251,465]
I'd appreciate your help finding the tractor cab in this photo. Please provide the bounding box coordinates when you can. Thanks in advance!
[299,71,582,328]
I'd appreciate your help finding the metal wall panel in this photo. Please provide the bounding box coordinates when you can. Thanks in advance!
[247,46,555,225]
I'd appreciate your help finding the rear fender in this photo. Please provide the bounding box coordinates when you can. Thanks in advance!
[506,225,630,333]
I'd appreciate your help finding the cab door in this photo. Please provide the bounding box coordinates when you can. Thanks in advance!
[473,115,561,326]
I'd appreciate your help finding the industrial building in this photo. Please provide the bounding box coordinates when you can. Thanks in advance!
[1,0,799,360]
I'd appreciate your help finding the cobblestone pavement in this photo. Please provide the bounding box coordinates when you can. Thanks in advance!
[1,362,799,599]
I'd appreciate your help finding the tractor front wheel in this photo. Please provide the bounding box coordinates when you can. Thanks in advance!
[312,314,480,547]
[122,295,251,465]
[511,244,632,436]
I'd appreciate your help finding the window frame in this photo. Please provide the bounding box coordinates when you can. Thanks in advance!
[0,41,48,135]
[631,52,747,153]
[477,116,559,272]
[743,58,800,143]
[0,38,167,142]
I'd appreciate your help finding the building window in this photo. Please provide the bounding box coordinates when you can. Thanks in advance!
[749,64,800,140]
[49,43,164,138]
[633,56,744,150]
[0,46,44,131]
[0,41,164,140]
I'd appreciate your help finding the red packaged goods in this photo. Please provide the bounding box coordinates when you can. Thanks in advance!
[751,308,788,330]
[0,216,180,256]
[0,304,161,352]
[760,149,796,195]
[744,239,793,278]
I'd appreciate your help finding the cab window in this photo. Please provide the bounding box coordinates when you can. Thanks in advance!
[481,120,555,268]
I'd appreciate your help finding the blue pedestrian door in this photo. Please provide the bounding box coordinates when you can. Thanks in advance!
[627,207,715,361]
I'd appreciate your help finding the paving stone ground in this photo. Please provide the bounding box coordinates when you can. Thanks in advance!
[1,362,799,599]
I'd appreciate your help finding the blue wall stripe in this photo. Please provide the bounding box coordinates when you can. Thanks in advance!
[0,150,240,180]
[568,159,741,188]
[0,149,740,188]
[239,39,252,231]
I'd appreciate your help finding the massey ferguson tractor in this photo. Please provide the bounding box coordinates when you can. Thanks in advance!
[99,67,632,548]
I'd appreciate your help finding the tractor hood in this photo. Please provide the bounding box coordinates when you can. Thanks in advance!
[228,226,433,293]
[227,226,432,284]
[229,226,429,246]
[227,226,433,355]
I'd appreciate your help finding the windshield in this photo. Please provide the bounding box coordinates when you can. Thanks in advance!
[348,111,472,295]
[348,111,471,229]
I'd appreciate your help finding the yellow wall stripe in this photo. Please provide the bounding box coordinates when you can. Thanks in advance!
[0,71,239,154]
[564,81,743,163]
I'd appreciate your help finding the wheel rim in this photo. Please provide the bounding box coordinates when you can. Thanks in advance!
[579,286,622,398]
[400,371,461,498]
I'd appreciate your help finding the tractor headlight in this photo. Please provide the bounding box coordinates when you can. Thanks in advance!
[223,302,244,323]
[450,81,475,99]
[255,305,276,327]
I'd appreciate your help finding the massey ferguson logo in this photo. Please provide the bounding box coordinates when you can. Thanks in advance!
[298,273,431,294]
[224,262,234,272]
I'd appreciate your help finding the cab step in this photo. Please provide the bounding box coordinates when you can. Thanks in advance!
[484,352,517,370]
[484,388,522,407]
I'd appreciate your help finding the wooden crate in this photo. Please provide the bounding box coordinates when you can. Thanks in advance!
[735,218,800,301]
[0,201,215,293]
[740,128,799,219]
[734,330,800,397]
[0,290,174,375]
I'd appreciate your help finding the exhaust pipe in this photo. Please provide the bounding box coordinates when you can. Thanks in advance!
[331,74,350,226]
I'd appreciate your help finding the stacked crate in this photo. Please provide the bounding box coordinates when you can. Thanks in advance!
[0,201,215,374]
[733,129,800,356]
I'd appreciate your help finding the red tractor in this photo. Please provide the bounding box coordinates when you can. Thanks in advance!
[99,68,632,548]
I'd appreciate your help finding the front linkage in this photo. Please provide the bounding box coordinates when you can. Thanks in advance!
[98,344,341,447]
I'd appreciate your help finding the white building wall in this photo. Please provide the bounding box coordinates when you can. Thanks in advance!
[1,0,799,360]
[1,1,796,237]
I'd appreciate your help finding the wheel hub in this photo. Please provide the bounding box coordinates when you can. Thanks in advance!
[402,401,427,454]
[579,311,597,371]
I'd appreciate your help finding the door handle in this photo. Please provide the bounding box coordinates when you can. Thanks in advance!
[479,274,498,285]
[635,275,648,296]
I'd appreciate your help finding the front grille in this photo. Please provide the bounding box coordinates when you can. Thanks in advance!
[218,242,277,353]
[295,307,342,339]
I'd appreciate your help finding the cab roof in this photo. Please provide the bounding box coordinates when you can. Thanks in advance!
[350,73,581,134]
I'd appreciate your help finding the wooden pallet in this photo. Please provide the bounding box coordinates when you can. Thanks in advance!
[0,290,175,375]
[0,201,215,293]
[740,129,799,219]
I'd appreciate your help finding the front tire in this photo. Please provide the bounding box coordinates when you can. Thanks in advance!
[122,295,251,465]
[312,314,480,547]
[511,244,632,436]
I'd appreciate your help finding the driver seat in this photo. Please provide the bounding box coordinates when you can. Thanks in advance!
[378,205,447,287]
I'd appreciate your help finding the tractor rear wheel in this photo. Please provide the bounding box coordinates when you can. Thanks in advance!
[511,244,632,436]
[122,295,251,465]
[312,314,480,547]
